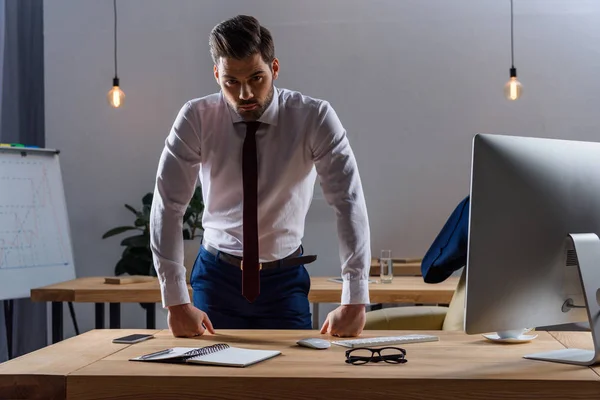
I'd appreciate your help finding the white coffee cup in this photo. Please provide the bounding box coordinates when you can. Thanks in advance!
[496,328,533,339]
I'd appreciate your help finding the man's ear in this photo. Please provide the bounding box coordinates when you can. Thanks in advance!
[213,65,219,84]
[271,58,280,80]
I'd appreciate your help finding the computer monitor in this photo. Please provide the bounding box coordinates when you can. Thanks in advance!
[464,133,600,366]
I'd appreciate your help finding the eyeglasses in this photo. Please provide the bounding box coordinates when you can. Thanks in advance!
[345,346,407,365]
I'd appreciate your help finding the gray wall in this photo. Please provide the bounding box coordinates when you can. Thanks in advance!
[43,0,600,337]
[0,0,4,126]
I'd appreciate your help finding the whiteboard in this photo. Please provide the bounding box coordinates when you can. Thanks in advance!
[0,147,76,300]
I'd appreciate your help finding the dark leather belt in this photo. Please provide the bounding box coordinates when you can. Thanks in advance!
[203,243,317,270]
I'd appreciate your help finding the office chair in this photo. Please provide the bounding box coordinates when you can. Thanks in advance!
[364,267,465,331]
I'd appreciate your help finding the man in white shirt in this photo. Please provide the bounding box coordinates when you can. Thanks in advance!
[150,15,371,338]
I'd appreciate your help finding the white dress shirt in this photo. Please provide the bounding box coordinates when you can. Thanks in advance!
[150,86,371,308]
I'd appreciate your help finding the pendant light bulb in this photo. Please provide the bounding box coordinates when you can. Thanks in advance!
[504,67,522,101]
[505,0,522,100]
[107,77,125,108]
[108,0,125,108]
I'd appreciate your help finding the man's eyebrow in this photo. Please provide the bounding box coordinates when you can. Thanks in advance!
[222,70,265,80]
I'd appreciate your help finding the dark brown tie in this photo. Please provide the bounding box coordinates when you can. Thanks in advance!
[242,121,261,302]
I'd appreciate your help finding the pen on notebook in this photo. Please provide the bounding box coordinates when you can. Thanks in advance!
[140,348,173,359]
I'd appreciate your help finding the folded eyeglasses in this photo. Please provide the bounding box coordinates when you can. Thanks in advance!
[345,346,407,365]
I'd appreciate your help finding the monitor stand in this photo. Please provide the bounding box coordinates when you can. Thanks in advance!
[523,233,600,366]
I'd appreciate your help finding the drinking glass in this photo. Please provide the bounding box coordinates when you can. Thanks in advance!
[380,249,393,283]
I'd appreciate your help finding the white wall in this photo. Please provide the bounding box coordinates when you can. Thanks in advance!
[44,0,600,338]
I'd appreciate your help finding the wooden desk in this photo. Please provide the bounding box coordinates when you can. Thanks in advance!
[31,276,458,343]
[1,329,599,400]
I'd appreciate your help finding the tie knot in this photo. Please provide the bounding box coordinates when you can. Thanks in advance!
[245,121,261,134]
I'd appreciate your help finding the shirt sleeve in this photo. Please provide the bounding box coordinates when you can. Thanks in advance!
[150,101,202,308]
[310,101,371,305]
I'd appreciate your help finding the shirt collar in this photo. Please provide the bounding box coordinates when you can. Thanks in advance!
[225,86,279,127]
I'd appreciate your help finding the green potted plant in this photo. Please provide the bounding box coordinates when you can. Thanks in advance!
[102,193,155,277]
[102,186,204,281]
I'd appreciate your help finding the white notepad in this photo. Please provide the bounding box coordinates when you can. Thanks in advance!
[130,343,281,368]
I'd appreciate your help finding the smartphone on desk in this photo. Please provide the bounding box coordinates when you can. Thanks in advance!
[112,334,154,344]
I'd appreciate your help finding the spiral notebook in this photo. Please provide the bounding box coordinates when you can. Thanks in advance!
[130,343,281,367]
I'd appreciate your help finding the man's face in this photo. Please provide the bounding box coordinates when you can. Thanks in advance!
[214,52,279,121]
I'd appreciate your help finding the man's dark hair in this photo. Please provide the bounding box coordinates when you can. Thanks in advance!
[209,15,275,65]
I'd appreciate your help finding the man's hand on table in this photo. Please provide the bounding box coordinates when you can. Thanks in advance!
[167,303,215,337]
[320,304,366,337]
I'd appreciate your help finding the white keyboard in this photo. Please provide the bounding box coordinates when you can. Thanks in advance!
[332,334,439,348]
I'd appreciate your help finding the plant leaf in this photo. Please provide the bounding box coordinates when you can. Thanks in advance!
[120,234,150,247]
[115,258,128,275]
[122,246,152,260]
[142,193,153,206]
[134,218,147,227]
[189,198,203,211]
[102,226,138,239]
[124,204,139,215]
[116,254,153,276]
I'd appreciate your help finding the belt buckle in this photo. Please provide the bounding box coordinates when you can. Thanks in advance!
[240,261,262,271]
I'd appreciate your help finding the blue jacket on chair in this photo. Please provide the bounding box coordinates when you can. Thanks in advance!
[421,196,470,284]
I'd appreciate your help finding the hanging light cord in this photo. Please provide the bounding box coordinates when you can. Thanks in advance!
[113,0,118,79]
[510,0,514,68]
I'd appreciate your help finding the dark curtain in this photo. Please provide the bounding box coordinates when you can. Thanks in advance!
[0,0,46,362]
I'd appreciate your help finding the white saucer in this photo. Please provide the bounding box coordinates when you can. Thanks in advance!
[482,333,538,343]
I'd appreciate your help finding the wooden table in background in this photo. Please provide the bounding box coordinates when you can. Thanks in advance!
[31,276,458,343]
[309,276,456,304]
[369,258,423,276]
[1,329,599,399]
